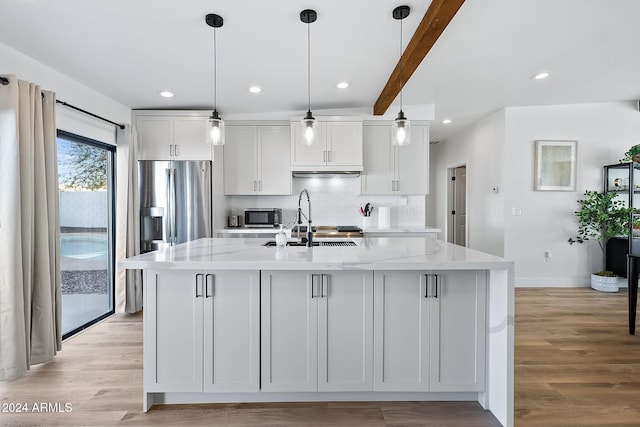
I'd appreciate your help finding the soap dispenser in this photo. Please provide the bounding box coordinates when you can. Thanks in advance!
[275,224,287,247]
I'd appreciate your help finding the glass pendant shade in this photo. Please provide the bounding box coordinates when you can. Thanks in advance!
[392,110,410,146]
[209,110,225,145]
[301,110,317,145]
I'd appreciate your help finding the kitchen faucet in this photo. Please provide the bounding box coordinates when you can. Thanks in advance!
[297,188,313,247]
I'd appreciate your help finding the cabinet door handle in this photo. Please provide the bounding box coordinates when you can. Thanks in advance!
[174,144,179,157]
[195,273,204,298]
[434,274,439,298]
[259,181,263,192]
[205,274,214,298]
[424,274,428,298]
[327,151,332,163]
[321,274,328,298]
[424,274,440,298]
[169,144,174,157]
[311,274,318,298]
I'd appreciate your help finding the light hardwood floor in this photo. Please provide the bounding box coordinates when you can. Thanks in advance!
[1,288,638,426]
[515,288,640,426]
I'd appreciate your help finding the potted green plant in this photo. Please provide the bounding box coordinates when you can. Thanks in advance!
[568,190,634,292]
[620,144,640,163]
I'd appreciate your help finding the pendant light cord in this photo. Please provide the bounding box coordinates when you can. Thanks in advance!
[307,19,311,112]
[213,27,217,111]
[399,16,403,111]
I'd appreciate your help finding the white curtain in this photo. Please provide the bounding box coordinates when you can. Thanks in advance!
[115,125,142,313]
[0,75,61,381]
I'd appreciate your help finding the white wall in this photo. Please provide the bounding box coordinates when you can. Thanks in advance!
[503,102,640,287]
[60,191,107,228]
[429,110,506,257]
[1,42,130,144]
[431,101,640,287]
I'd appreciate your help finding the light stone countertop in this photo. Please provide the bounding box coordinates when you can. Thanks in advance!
[119,237,511,271]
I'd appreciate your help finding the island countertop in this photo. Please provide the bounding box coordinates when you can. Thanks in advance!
[119,237,512,271]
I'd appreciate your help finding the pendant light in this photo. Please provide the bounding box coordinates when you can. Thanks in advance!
[300,9,317,146]
[206,13,225,145]
[392,5,411,146]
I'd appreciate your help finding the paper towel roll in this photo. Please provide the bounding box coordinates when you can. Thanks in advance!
[378,206,391,229]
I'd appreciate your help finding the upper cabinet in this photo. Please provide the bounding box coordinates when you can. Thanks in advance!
[224,124,291,195]
[135,112,212,161]
[290,119,363,171]
[361,122,429,195]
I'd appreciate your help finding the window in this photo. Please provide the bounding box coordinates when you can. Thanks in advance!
[57,130,115,338]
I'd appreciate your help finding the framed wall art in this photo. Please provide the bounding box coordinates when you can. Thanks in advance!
[534,140,577,191]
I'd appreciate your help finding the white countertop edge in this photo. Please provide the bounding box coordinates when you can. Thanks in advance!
[363,227,441,233]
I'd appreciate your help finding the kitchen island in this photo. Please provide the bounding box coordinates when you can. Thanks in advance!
[120,237,514,427]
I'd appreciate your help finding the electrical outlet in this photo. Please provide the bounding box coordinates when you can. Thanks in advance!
[512,207,522,216]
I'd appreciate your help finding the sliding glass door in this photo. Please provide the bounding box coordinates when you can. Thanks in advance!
[57,130,115,338]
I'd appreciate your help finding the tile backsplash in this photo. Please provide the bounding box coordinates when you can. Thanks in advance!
[225,176,425,228]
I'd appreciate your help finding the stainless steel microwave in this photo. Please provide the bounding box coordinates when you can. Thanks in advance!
[243,208,283,228]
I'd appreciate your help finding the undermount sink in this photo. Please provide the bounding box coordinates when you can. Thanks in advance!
[263,240,358,247]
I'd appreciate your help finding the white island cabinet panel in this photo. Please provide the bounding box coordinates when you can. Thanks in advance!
[145,269,203,392]
[373,270,486,393]
[430,270,486,392]
[144,269,259,395]
[260,271,318,392]
[203,271,260,392]
[373,271,430,391]
[317,271,373,392]
[261,270,373,392]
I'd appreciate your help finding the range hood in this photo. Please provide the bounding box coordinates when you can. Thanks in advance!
[292,171,360,178]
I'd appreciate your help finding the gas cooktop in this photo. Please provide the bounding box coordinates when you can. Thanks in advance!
[292,225,363,237]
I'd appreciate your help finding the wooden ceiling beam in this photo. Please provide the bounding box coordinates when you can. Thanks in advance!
[373,0,466,116]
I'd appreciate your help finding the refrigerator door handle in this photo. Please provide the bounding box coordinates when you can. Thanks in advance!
[170,168,177,242]
[166,168,173,244]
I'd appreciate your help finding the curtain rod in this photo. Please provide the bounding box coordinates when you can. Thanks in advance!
[1,75,124,129]
[55,99,125,130]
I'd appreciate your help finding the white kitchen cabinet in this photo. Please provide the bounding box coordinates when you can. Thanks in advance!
[429,270,486,392]
[136,114,212,160]
[224,125,291,195]
[373,270,485,392]
[145,269,203,393]
[290,120,363,170]
[144,269,259,394]
[361,123,429,194]
[260,270,373,392]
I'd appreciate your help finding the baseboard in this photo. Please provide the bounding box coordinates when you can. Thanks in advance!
[515,277,629,288]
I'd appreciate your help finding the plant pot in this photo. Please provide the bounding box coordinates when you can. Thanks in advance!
[590,273,619,292]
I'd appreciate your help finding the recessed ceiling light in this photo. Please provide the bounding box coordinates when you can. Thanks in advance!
[249,86,262,93]
[442,119,452,124]
[337,82,349,89]
[159,90,174,98]
[532,72,551,80]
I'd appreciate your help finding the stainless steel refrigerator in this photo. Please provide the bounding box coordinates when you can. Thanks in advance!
[138,160,212,253]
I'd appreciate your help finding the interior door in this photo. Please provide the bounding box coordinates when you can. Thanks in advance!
[448,165,467,246]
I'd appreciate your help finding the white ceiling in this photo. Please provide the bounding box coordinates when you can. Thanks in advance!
[2,0,640,142]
